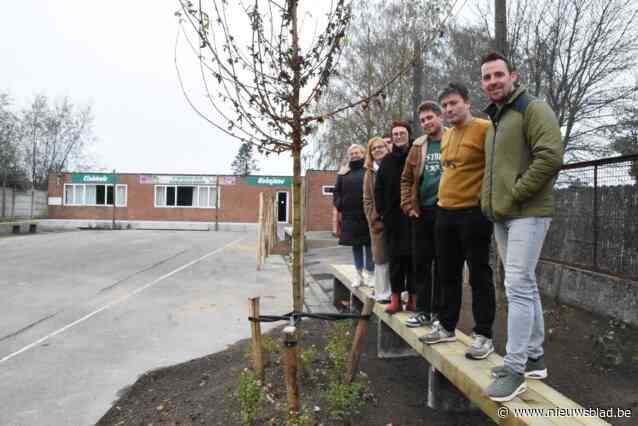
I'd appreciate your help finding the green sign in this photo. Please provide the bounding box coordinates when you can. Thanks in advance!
[71,173,115,184]
[246,176,292,186]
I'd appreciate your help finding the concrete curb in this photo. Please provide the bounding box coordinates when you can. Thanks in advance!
[37,219,258,232]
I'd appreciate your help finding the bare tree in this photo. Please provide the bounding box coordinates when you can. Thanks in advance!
[19,94,95,189]
[312,0,457,168]
[479,0,638,161]
[175,0,453,313]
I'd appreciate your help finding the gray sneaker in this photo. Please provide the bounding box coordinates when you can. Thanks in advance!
[465,333,494,360]
[405,312,434,328]
[419,322,456,344]
[492,357,547,379]
[486,366,527,402]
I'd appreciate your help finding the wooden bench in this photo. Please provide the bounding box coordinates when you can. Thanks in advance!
[0,220,39,234]
[330,263,608,425]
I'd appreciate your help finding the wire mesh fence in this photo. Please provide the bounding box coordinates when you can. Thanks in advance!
[542,154,638,281]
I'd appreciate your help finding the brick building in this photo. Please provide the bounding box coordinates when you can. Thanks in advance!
[303,169,338,232]
[47,171,338,231]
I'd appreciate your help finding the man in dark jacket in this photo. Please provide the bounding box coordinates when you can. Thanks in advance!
[375,120,415,314]
[479,52,564,402]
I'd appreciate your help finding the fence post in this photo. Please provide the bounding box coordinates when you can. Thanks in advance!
[283,325,300,414]
[257,192,265,270]
[346,296,375,384]
[593,164,598,271]
[248,297,265,382]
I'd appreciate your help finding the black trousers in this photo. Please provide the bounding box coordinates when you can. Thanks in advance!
[389,254,415,294]
[435,206,495,338]
[412,208,443,314]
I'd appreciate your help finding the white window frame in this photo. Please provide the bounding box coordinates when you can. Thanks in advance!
[322,185,335,195]
[154,185,220,209]
[115,184,128,207]
[63,183,127,207]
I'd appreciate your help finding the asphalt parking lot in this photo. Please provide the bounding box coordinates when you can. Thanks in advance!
[0,229,292,426]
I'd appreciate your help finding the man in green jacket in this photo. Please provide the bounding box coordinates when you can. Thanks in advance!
[479,52,564,402]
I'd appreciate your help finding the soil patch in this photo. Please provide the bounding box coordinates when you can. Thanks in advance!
[98,285,638,425]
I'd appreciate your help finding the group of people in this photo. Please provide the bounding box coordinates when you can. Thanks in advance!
[332,52,564,402]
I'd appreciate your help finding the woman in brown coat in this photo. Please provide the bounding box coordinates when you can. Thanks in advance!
[363,137,391,303]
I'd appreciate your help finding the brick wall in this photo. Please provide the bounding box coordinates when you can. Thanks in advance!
[304,170,337,231]
[47,173,293,223]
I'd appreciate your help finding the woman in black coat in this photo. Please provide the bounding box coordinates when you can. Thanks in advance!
[374,120,415,314]
[333,143,373,287]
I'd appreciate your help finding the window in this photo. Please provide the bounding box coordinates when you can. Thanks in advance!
[322,185,335,195]
[177,186,193,206]
[116,185,127,206]
[63,184,127,206]
[154,185,218,208]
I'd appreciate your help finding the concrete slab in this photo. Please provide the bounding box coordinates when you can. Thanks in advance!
[0,229,293,426]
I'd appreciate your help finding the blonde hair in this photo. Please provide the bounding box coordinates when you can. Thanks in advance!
[347,143,366,156]
[365,137,387,169]
[338,143,367,175]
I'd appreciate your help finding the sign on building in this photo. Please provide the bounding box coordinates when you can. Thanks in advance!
[246,176,292,186]
[71,174,115,184]
[139,175,218,185]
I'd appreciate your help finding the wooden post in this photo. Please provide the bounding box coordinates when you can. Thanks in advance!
[271,190,277,247]
[215,175,219,231]
[257,192,265,270]
[346,296,375,384]
[283,325,300,413]
[249,297,265,382]
[112,169,116,229]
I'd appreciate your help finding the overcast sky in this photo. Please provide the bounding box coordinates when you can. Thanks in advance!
[1,0,294,176]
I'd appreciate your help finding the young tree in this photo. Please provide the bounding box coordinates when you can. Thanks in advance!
[175,0,453,312]
[311,0,457,168]
[231,142,260,176]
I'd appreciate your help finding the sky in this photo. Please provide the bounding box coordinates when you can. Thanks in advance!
[0,0,295,176]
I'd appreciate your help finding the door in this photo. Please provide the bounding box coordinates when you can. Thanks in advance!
[277,191,288,222]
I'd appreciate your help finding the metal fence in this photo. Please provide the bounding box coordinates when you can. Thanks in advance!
[541,154,638,281]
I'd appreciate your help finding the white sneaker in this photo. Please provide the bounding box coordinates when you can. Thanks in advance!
[363,271,374,287]
[352,271,362,288]
[465,333,494,360]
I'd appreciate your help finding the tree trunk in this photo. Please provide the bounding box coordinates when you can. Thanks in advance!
[291,144,303,312]
[412,35,423,138]
[290,0,303,313]
[495,0,507,55]
[1,168,6,219]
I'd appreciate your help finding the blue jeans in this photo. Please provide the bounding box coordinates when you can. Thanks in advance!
[494,217,551,375]
[352,244,374,273]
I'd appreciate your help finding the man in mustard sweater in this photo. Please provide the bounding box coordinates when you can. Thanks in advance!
[480,52,563,402]
[421,83,496,362]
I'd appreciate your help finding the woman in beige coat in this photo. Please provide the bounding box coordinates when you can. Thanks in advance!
[363,137,391,303]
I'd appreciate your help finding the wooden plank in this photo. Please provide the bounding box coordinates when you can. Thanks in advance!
[330,263,608,426]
